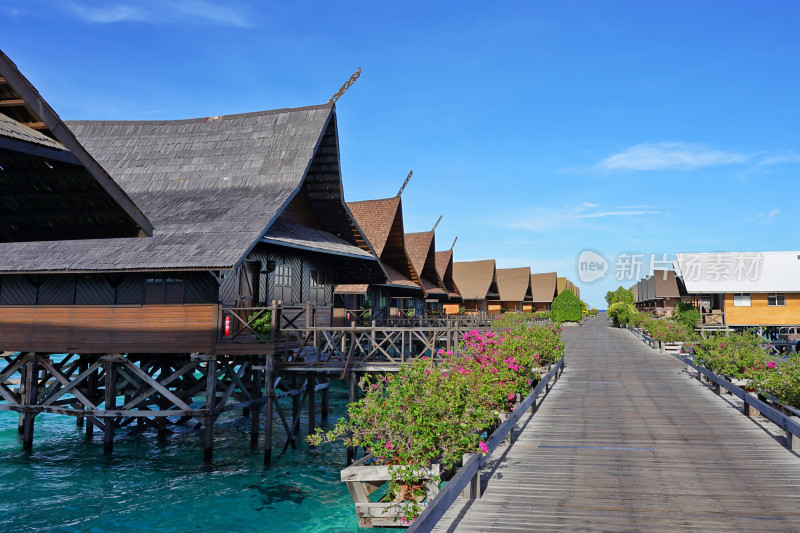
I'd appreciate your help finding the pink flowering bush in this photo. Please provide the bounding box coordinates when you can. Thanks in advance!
[307,356,497,523]
[308,320,564,524]
[691,331,767,379]
[744,357,800,408]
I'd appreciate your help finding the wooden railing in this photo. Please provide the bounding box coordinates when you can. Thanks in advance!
[678,354,800,452]
[406,359,565,532]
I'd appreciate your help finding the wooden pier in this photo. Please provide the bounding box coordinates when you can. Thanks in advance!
[429,314,800,531]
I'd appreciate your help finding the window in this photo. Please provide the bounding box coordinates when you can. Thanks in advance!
[274,265,293,287]
[768,293,786,306]
[145,277,184,304]
[310,269,325,288]
[733,293,751,307]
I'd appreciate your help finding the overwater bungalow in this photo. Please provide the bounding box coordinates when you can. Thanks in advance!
[0,50,152,242]
[556,276,580,299]
[404,228,448,315]
[0,94,382,355]
[530,272,558,312]
[451,259,500,314]
[673,251,800,329]
[495,267,533,313]
[634,270,681,317]
[341,196,422,323]
[435,247,462,315]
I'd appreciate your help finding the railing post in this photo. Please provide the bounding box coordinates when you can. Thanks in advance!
[460,454,481,500]
[270,300,278,341]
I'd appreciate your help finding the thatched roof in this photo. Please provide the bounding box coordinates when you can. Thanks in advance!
[452,259,499,301]
[405,231,446,297]
[346,196,420,291]
[531,272,557,303]
[435,249,461,300]
[0,50,152,242]
[0,102,373,273]
[496,267,532,302]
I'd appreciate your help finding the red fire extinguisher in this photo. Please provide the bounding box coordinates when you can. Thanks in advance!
[224,315,231,336]
[347,311,351,322]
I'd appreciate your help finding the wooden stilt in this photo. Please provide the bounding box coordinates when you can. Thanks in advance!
[22,353,38,450]
[250,361,262,448]
[292,376,302,434]
[76,358,86,428]
[320,377,329,419]
[103,361,117,455]
[346,371,357,464]
[264,355,275,466]
[204,359,217,463]
[17,363,26,435]
[86,364,97,439]
[308,373,316,435]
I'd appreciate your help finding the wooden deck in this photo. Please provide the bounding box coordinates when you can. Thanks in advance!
[432,314,800,531]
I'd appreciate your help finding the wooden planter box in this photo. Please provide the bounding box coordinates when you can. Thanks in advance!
[341,455,441,528]
[660,341,684,355]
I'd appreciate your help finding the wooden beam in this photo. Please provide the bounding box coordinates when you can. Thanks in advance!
[0,99,26,107]
[0,77,7,84]
[23,122,46,130]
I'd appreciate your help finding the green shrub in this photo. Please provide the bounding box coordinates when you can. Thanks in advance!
[588,308,600,316]
[247,309,272,339]
[607,302,638,326]
[551,289,583,322]
[671,302,700,331]
[605,286,634,306]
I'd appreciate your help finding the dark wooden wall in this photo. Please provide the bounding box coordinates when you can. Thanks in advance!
[0,272,218,306]
[219,245,334,307]
[0,304,217,353]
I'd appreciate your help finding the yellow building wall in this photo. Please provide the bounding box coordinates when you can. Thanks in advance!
[724,293,800,325]
[522,304,533,313]
[488,304,502,315]
[443,303,460,315]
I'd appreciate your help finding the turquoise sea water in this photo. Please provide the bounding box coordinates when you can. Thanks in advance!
[0,378,370,533]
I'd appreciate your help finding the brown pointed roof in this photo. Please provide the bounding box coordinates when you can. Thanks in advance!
[346,196,420,290]
[496,267,532,302]
[531,272,558,303]
[0,49,152,242]
[435,249,461,299]
[452,259,499,300]
[405,231,446,297]
[346,196,401,258]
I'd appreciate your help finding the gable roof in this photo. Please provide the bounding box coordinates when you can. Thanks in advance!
[530,272,557,303]
[452,259,499,300]
[496,267,532,302]
[0,103,366,273]
[405,231,446,297]
[674,251,800,293]
[435,249,461,299]
[0,50,152,241]
[346,196,420,290]
[346,197,400,258]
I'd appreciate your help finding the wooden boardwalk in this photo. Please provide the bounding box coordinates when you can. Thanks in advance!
[432,315,800,532]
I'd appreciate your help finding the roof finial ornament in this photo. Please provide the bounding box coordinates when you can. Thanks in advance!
[450,236,458,250]
[432,215,442,232]
[397,170,413,197]
[328,67,362,104]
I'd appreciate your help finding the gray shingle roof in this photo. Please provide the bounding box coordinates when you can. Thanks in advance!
[263,220,375,260]
[0,112,64,149]
[0,104,335,272]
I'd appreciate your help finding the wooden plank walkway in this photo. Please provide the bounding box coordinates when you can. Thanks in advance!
[432,314,800,532]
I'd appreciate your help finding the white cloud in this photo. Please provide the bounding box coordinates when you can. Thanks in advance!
[600,142,749,171]
[504,202,663,233]
[757,152,800,165]
[66,1,251,27]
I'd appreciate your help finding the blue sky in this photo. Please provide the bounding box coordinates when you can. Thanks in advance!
[3,1,799,307]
